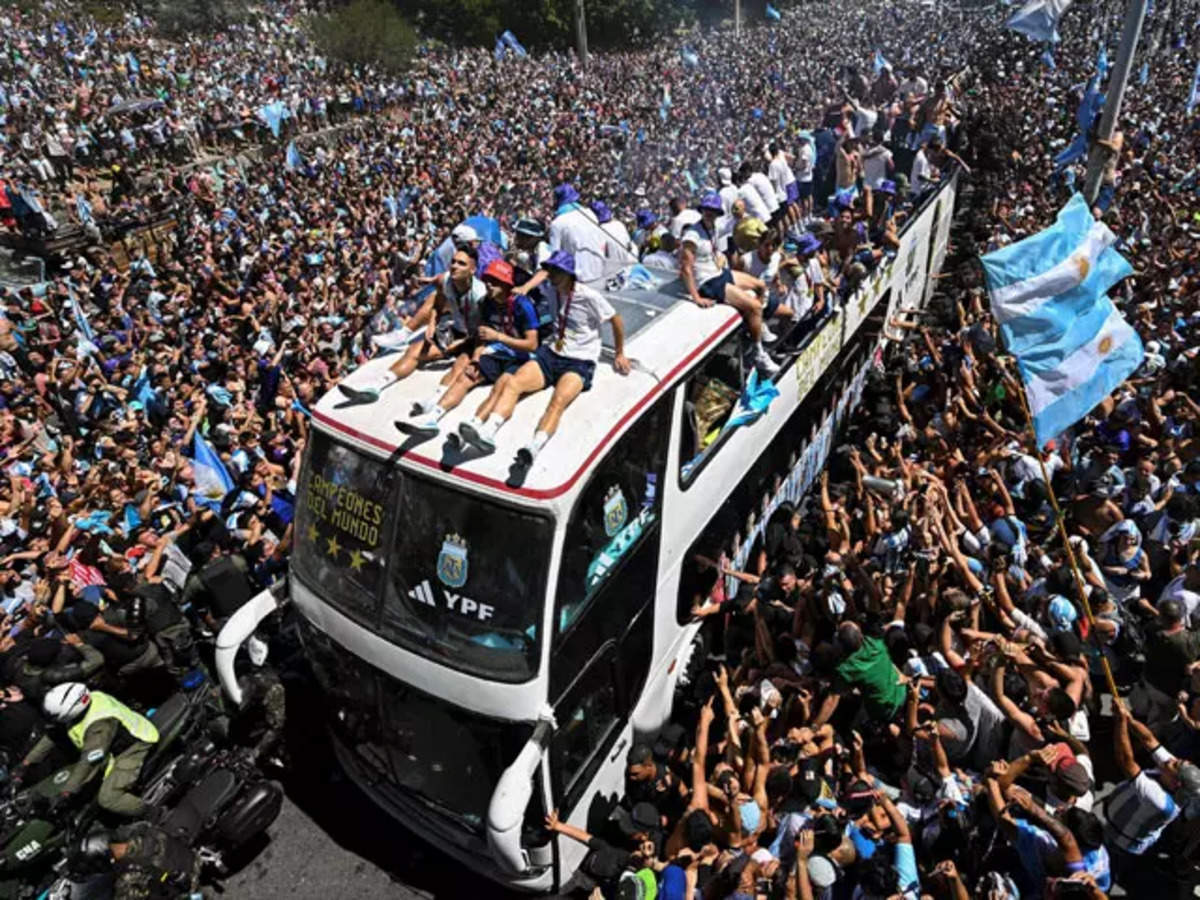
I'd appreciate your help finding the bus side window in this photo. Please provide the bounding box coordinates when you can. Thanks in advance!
[549,645,619,809]
[679,330,746,485]
[553,396,671,636]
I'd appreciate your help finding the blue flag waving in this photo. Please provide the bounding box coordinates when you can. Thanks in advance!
[1189,60,1200,114]
[285,140,304,171]
[681,46,700,68]
[766,3,782,21]
[1006,0,1073,42]
[981,194,1140,446]
[873,50,891,74]
[192,432,235,512]
[258,101,286,138]
[500,30,527,57]
[1139,62,1149,84]
[1041,48,1056,70]
[1096,45,1109,79]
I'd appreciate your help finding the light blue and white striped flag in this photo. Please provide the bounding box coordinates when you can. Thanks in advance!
[765,3,782,21]
[981,193,1141,447]
[285,140,303,171]
[192,431,234,512]
[1189,60,1200,114]
[1006,0,1072,42]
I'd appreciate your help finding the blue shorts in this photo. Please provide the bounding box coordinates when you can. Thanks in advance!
[475,352,526,385]
[796,181,813,200]
[786,182,801,204]
[534,345,596,391]
[698,269,735,302]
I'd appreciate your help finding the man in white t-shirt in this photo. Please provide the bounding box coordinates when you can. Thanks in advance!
[861,136,894,220]
[1159,565,1200,628]
[768,142,800,231]
[668,196,703,240]
[459,251,630,465]
[546,183,610,285]
[793,137,815,220]
[718,167,740,216]
[735,165,774,223]
[745,162,779,223]
[679,192,778,377]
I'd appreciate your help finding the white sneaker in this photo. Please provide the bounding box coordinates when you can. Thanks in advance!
[371,328,415,352]
[459,419,497,453]
[761,323,777,343]
[754,347,780,378]
[395,412,440,436]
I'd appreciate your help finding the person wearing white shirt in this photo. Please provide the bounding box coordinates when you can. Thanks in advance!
[735,230,795,333]
[768,142,800,231]
[860,137,894,219]
[679,192,778,377]
[459,251,630,465]
[735,170,773,223]
[717,167,740,216]
[668,197,702,240]
[793,138,815,219]
[545,183,610,285]
[745,163,779,222]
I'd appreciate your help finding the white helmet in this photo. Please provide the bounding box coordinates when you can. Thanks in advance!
[43,682,90,724]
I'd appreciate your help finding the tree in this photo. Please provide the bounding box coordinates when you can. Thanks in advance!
[153,0,250,37]
[312,0,418,73]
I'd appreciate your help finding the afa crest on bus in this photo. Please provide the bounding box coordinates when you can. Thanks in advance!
[437,534,469,588]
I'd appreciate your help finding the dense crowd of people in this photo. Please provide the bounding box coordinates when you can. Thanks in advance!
[1,0,1199,896]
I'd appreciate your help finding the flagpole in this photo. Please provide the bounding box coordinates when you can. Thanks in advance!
[575,0,589,70]
[1003,358,1121,700]
[1082,0,1149,204]
[736,0,742,36]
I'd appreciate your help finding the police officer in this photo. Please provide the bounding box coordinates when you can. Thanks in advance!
[2,633,104,703]
[181,541,254,633]
[79,821,196,900]
[15,682,159,816]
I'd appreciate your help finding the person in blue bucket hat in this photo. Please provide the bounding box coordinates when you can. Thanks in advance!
[458,250,630,466]
[679,191,779,377]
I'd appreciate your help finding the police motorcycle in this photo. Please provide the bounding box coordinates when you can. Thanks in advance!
[0,664,282,899]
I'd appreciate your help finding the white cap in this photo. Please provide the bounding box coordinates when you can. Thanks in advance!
[718,166,733,186]
[451,224,479,243]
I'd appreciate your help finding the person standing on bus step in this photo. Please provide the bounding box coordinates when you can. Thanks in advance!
[15,682,158,817]
[679,192,779,378]
[398,259,539,437]
[337,248,486,404]
[458,251,630,464]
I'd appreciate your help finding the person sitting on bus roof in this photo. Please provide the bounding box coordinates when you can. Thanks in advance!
[457,250,630,465]
[397,259,539,437]
[680,192,779,378]
[336,247,486,405]
[732,228,796,337]
[509,217,551,276]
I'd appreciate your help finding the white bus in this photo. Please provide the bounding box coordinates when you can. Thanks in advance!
[218,175,959,892]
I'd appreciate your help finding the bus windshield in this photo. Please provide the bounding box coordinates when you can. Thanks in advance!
[294,431,552,682]
[380,474,551,682]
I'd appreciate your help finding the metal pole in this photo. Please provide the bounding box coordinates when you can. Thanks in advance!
[736,0,741,36]
[1082,0,1149,204]
[575,0,589,70]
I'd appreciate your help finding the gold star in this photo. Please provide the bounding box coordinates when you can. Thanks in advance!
[348,549,365,572]
[1074,254,1091,281]
[326,535,341,558]
[307,524,319,543]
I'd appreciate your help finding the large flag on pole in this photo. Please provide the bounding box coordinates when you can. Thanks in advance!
[1006,0,1072,42]
[981,194,1141,446]
[1189,60,1200,113]
[873,50,892,74]
[765,3,782,20]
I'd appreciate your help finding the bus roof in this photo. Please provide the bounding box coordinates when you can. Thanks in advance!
[312,276,741,507]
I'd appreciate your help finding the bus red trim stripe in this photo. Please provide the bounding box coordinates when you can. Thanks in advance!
[312,311,741,501]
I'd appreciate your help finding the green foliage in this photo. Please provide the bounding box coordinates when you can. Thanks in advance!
[153,0,250,37]
[312,0,418,73]
[81,1,125,27]
[400,0,702,51]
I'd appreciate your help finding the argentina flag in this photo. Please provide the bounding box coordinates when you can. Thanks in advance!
[981,193,1141,447]
[1006,0,1073,42]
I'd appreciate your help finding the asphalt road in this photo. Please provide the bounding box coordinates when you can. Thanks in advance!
[222,677,527,900]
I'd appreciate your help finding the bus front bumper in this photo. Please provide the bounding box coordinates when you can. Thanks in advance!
[328,732,555,894]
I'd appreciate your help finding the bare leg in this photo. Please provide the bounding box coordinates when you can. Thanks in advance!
[534,374,585,438]
[490,361,547,422]
[441,353,473,387]
[723,284,764,341]
[437,364,484,413]
[390,339,443,380]
[473,373,513,420]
